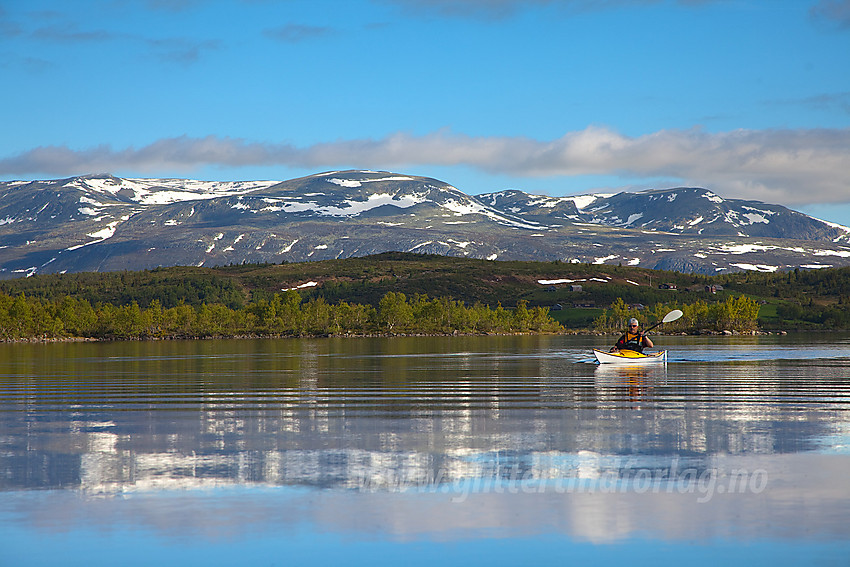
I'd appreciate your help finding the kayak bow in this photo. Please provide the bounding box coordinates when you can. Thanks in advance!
[593,349,667,364]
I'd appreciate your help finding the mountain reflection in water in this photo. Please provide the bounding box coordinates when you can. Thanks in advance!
[0,335,848,565]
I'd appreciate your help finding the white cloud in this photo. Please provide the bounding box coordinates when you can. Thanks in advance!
[1,126,848,206]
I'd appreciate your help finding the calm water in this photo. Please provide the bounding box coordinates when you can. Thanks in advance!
[1,334,849,566]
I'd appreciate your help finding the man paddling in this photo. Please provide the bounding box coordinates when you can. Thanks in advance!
[610,318,654,353]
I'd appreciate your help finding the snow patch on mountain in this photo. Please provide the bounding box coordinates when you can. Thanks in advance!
[87,225,117,240]
[283,192,427,216]
[741,212,770,224]
[327,176,415,188]
[222,234,246,252]
[714,243,775,254]
[569,195,609,210]
[538,278,581,285]
[65,216,129,251]
[66,176,279,206]
[813,249,850,258]
[593,255,618,264]
[624,213,643,225]
[730,263,780,272]
[408,241,433,252]
[329,178,363,188]
[282,281,318,291]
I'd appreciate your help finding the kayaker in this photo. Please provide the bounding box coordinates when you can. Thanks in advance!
[610,318,654,353]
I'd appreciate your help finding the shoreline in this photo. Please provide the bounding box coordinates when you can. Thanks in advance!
[0,328,794,344]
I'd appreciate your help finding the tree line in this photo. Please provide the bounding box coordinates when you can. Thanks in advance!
[0,291,561,341]
[3,256,850,331]
[592,296,762,334]
[0,287,769,341]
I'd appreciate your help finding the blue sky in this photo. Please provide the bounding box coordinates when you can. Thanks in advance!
[1,0,849,224]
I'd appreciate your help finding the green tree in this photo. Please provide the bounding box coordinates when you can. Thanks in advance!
[378,292,413,332]
[57,296,97,336]
[512,300,531,330]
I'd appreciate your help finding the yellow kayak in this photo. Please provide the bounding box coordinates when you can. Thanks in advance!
[593,349,667,364]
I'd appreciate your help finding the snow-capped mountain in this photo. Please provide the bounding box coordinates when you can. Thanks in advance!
[479,186,850,241]
[1,170,849,277]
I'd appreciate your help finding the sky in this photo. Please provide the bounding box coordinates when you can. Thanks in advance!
[1,0,849,225]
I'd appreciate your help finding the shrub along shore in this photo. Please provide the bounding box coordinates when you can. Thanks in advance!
[0,291,560,341]
[591,296,762,334]
[0,288,765,342]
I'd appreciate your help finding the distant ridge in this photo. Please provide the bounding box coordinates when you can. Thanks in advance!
[1,170,849,278]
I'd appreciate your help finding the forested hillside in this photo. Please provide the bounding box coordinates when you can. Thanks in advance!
[1,253,849,340]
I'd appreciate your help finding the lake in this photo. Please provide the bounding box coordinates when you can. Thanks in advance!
[1,334,848,566]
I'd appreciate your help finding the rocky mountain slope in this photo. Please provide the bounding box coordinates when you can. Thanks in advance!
[1,170,848,277]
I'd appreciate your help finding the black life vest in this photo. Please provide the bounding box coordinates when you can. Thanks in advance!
[619,332,644,352]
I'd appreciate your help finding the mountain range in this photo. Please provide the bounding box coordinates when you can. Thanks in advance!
[1,170,849,278]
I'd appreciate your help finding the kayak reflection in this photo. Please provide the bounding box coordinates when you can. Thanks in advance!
[594,362,668,381]
[594,363,668,404]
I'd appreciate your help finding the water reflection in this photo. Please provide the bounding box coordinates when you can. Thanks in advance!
[1,336,849,563]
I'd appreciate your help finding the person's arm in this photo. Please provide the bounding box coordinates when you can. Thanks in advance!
[610,334,626,352]
[642,334,654,348]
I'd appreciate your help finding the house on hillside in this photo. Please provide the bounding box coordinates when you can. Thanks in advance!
[659,283,677,290]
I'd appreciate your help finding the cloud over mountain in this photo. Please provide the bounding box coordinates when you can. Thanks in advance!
[2,127,848,207]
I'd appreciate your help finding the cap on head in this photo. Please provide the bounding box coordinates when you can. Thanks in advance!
[629,318,639,326]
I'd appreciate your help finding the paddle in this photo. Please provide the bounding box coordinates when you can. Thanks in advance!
[641,309,683,335]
